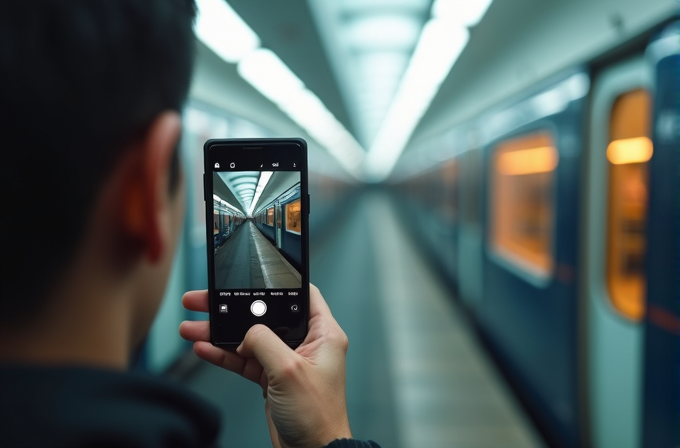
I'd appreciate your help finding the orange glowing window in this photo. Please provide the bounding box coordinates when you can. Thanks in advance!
[491,132,557,277]
[606,89,651,321]
[607,137,653,165]
[267,207,274,226]
[286,199,302,234]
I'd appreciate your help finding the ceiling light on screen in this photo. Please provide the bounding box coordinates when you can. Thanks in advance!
[194,0,260,63]
[213,194,243,215]
[248,171,273,216]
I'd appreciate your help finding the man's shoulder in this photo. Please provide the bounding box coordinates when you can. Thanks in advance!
[0,363,220,448]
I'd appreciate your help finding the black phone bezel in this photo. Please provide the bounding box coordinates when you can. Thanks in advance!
[203,138,310,349]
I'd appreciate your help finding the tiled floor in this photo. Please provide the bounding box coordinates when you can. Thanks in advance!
[368,192,545,448]
[249,221,301,288]
[181,190,545,448]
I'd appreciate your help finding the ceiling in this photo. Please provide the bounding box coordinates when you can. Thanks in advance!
[227,0,438,154]
[228,0,355,138]
[216,0,677,180]
[213,171,300,216]
[216,171,260,213]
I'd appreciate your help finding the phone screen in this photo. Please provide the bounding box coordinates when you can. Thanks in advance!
[204,139,309,348]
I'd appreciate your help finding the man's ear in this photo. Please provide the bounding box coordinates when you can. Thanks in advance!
[120,111,182,264]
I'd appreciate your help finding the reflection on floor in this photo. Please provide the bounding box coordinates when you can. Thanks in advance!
[249,222,301,288]
[181,191,546,448]
[214,221,300,289]
[368,193,545,448]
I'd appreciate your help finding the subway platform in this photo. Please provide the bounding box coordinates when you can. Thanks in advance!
[214,220,301,289]
[179,191,546,448]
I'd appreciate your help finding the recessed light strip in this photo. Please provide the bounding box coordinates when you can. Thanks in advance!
[195,0,364,178]
[247,171,273,216]
[365,0,493,182]
[213,194,245,215]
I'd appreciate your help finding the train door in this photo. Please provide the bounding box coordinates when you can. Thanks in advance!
[641,22,680,448]
[275,203,282,249]
[584,57,652,448]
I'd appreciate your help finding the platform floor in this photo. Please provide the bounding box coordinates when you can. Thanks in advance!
[214,221,300,289]
[182,191,546,448]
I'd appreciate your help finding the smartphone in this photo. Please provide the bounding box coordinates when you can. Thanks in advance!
[204,138,309,349]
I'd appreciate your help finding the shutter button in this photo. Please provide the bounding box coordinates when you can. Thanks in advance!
[251,300,267,317]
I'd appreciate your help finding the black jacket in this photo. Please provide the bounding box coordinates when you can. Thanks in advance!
[0,364,379,448]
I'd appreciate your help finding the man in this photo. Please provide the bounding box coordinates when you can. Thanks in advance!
[0,1,378,447]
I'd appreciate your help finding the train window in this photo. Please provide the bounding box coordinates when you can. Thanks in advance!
[267,207,274,226]
[285,199,302,234]
[491,132,558,277]
[605,89,651,321]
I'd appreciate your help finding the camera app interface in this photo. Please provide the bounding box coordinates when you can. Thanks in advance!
[208,143,307,344]
[212,168,302,290]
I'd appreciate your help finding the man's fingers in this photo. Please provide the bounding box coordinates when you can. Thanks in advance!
[237,324,297,376]
[182,290,209,312]
[193,341,244,372]
[193,341,265,385]
[179,320,209,341]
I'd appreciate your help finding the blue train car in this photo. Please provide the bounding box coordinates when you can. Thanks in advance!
[213,205,244,250]
[479,71,588,448]
[391,16,680,448]
[254,183,302,271]
[641,21,680,448]
[394,135,460,290]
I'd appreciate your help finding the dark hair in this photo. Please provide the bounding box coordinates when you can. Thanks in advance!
[0,0,196,321]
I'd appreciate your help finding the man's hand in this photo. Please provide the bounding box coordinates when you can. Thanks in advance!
[179,285,352,448]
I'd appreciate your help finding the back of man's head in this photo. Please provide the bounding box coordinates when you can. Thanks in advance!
[0,0,196,324]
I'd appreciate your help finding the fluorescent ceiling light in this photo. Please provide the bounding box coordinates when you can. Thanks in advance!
[431,0,493,27]
[277,89,366,174]
[238,49,306,104]
[345,15,421,50]
[213,194,244,215]
[365,21,469,181]
[362,0,495,181]
[195,0,260,63]
[196,0,366,179]
[248,171,273,216]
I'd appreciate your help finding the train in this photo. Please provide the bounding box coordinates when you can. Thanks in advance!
[391,19,680,448]
[213,198,245,250]
[253,182,303,271]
